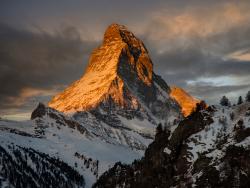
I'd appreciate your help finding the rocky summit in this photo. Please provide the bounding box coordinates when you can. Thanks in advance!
[48,23,181,121]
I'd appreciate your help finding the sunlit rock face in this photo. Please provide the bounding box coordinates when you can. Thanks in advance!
[49,23,180,120]
[170,86,200,117]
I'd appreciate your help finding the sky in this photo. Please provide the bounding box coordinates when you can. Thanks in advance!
[1,0,250,120]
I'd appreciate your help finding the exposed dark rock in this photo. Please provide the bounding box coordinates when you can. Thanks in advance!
[235,127,250,142]
[31,103,46,120]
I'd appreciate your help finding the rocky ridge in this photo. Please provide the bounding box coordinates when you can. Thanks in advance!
[94,102,250,188]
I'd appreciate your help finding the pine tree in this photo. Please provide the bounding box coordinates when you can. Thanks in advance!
[237,96,243,105]
[246,91,250,102]
[230,112,235,120]
[220,96,230,106]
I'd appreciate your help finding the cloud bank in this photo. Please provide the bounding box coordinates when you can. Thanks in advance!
[0,23,97,116]
[140,2,250,103]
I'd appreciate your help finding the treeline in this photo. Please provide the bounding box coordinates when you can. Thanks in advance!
[220,90,250,106]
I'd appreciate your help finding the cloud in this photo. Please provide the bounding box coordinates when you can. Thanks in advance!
[186,83,250,104]
[137,2,250,103]
[4,87,60,108]
[143,2,250,41]
[227,50,250,61]
[0,23,98,115]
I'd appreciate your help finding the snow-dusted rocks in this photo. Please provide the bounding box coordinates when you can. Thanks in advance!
[94,102,250,188]
[163,147,171,155]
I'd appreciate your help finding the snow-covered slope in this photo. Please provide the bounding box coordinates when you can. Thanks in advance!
[0,104,144,187]
[94,102,250,187]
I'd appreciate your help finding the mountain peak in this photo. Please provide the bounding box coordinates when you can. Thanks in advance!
[103,23,128,43]
[103,23,145,50]
[85,23,152,83]
[49,24,180,120]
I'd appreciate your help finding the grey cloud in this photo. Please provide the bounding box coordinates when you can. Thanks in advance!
[186,84,250,104]
[0,23,98,114]
[138,17,250,103]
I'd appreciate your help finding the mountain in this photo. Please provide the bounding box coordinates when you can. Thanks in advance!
[0,23,185,187]
[49,23,180,120]
[94,102,250,188]
[170,86,200,117]
[47,23,182,149]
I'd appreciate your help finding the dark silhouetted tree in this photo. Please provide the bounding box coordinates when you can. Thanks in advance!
[156,123,163,135]
[230,112,235,120]
[220,96,231,106]
[195,100,207,112]
[246,91,250,102]
[237,96,243,105]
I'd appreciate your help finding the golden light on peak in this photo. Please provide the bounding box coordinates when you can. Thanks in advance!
[170,86,200,117]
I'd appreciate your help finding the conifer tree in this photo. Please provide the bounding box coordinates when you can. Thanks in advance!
[237,96,243,105]
[156,123,163,134]
[220,96,230,106]
[246,91,250,102]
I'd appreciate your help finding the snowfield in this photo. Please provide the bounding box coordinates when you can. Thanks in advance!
[0,116,144,187]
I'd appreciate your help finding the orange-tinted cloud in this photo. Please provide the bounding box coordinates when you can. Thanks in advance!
[146,2,250,42]
[6,87,60,107]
